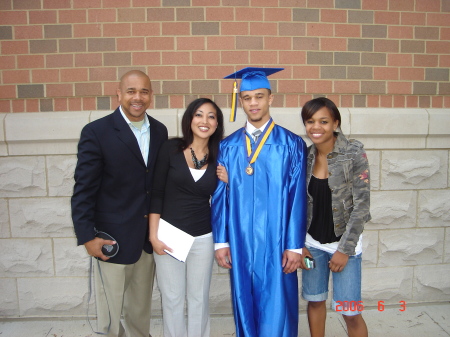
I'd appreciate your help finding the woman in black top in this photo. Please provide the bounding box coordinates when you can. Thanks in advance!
[149,98,224,337]
[299,97,369,337]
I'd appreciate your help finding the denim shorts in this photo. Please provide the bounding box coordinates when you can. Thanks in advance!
[301,246,363,316]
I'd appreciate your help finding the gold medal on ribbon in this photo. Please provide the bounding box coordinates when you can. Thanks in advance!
[245,164,254,175]
[244,119,275,176]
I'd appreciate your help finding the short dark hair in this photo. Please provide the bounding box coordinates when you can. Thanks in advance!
[301,97,341,130]
[179,98,224,164]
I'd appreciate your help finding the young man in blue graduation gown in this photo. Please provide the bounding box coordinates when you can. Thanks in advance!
[212,67,308,337]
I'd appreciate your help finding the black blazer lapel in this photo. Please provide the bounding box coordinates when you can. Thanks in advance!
[112,108,146,166]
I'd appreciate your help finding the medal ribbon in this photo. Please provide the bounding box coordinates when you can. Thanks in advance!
[245,118,275,165]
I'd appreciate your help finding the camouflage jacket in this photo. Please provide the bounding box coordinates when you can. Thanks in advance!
[306,132,371,255]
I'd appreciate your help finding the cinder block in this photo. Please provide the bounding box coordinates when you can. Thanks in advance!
[47,155,77,197]
[18,277,88,316]
[89,110,111,122]
[348,108,428,149]
[0,156,46,197]
[369,191,416,229]
[54,238,90,277]
[10,198,73,238]
[418,190,450,228]
[445,230,450,264]
[0,199,10,238]
[362,230,378,268]
[362,267,413,305]
[4,111,90,155]
[366,150,380,190]
[378,228,444,267]
[428,109,450,135]
[0,239,53,277]
[0,278,19,316]
[413,264,450,302]
[270,108,305,136]
[151,109,178,138]
[381,150,448,190]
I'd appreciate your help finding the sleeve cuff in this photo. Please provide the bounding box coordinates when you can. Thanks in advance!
[214,242,230,250]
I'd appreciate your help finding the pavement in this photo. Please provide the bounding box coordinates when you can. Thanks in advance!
[1,303,449,337]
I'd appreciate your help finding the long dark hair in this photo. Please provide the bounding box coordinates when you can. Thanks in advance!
[301,97,341,136]
[178,98,224,164]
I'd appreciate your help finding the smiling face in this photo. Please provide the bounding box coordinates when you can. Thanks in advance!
[117,71,152,122]
[239,88,274,128]
[190,102,218,141]
[304,107,339,147]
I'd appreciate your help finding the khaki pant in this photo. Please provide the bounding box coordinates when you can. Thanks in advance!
[94,251,155,337]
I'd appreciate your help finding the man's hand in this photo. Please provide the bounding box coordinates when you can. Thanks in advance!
[215,247,232,269]
[282,250,302,274]
[84,237,116,261]
[329,250,349,272]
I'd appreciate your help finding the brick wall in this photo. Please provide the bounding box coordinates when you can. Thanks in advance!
[0,0,449,113]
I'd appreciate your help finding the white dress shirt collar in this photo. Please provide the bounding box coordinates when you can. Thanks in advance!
[245,119,270,141]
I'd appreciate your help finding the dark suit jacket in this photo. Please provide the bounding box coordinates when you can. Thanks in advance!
[71,108,168,264]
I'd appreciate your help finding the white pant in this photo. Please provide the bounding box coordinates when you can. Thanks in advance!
[154,235,214,337]
[94,251,155,337]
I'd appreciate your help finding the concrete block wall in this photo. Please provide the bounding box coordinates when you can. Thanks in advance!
[0,108,449,318]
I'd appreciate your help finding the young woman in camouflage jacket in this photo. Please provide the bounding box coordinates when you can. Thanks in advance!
[299,97,370,337]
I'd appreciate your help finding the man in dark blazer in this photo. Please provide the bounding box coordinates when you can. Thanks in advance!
[71,70,168,337]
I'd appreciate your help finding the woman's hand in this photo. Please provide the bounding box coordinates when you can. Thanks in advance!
[217,164,228,184]
[150,237,172,256]
[299,246,313,270]
[329,250,349,272]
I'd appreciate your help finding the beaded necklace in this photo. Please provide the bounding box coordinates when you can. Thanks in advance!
[190,148,208,169]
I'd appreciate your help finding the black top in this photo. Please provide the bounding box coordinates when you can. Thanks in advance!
[150,138,218,237]
[307,175,341,244]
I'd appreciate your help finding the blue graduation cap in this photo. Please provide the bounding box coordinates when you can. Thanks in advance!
[224,67,284,122]
[224,67,284,92]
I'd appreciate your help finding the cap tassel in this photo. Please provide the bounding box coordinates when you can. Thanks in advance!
[229,80,238,122]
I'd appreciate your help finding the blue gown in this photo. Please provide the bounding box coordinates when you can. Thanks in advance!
[211,124,308,337]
